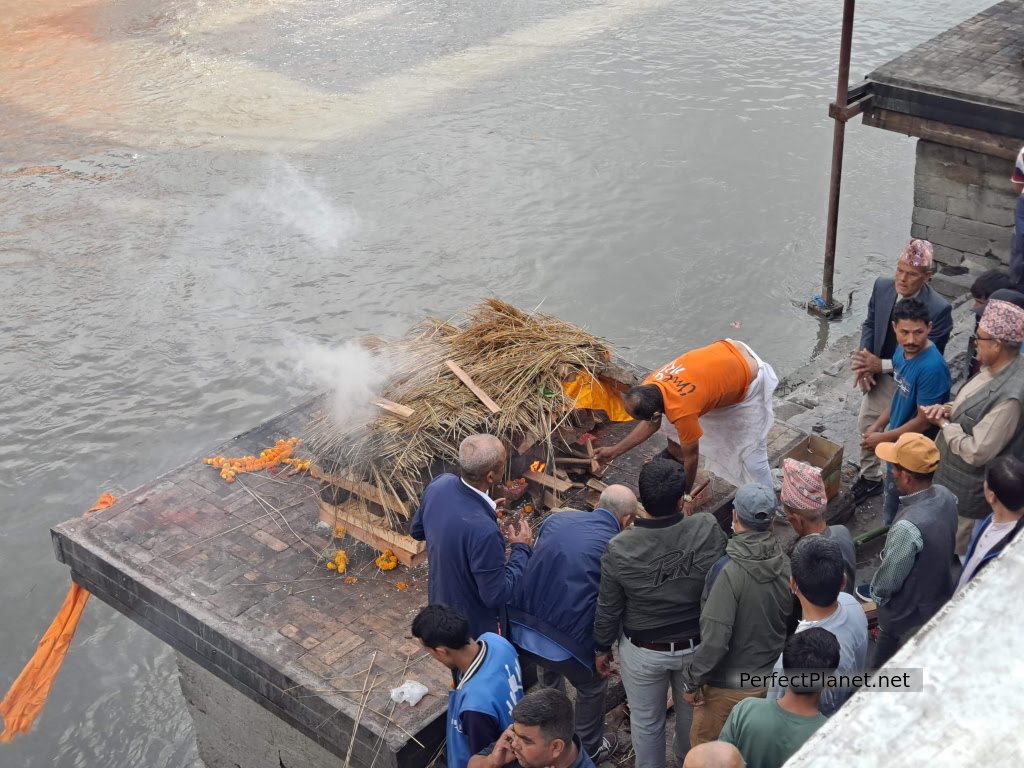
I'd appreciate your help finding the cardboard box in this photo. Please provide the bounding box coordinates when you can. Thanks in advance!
[781,435,844,500]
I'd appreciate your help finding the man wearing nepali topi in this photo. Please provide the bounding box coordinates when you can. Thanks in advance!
[594,340,778,491]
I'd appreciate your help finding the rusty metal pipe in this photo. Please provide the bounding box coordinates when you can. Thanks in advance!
[820,0,856,311]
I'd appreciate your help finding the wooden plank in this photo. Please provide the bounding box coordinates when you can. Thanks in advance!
[311,465,410,518]
[543,490,562,510]
[586,479,609,493]
[318,500,426,567]
[445,360,501,413]
[372,398,415,419]
[524,470,573,493]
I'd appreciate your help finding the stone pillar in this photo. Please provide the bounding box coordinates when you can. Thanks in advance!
[176,652,349,768]
[910,139,1017,274]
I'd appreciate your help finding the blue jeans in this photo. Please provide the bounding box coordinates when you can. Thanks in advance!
[883,462,900,526]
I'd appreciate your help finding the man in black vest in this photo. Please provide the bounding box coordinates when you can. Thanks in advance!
[858,434,957,667]
[850,239,952,505]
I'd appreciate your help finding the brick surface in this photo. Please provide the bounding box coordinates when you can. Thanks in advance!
[868,1,1024,113]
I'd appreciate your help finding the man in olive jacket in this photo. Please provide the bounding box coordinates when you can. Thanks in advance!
[592,460,727,768]
[680,484,791,747]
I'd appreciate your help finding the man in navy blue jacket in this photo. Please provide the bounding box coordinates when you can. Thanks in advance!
[411,434,533,637]
[507,485,639,763]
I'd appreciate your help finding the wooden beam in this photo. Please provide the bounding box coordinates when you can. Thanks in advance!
[863,107,1021,159]
[372,398,415,419]
[524,470,573,493]
[516,430,539,454]
[585,441,603,476]
[543,490,563,510]
[586,478,608,493]
[445,360,501,413]
[311,465,410,518]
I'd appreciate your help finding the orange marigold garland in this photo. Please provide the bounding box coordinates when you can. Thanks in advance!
[204,438,301,482]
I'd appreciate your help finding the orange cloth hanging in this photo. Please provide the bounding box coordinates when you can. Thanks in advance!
[561,372,633,422]
[0,493,116,743]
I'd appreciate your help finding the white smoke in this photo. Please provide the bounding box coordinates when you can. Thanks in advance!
[289,340,391,432]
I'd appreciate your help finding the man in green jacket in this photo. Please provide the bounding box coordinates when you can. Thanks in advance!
[592,460,728,768]
[680,484,792,747]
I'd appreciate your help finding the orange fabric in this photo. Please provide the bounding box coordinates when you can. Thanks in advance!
[561,373,633,422]
[0,493,116,743]
[644,341,752,444]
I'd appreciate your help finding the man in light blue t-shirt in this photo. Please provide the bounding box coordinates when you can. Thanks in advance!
[861,297,951,524]
[767,536,867,716]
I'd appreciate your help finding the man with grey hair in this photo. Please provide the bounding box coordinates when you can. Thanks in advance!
[412,433,533,637]
[507,485,638,763]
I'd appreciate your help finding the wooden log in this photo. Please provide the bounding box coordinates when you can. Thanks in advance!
[311,465,410,518]
[525,470,574,493]
[372,398,415,419]
[318,500,426,567]
[543,490,562,510]
[554,457,594,466]
[584,441,603,477]
[445,360,501,413]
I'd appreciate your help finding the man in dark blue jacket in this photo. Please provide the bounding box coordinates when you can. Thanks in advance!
[850,239,953,505]
[411,434,533,637]
[507,485,638,763]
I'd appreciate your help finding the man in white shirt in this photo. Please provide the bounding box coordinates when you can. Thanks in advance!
[958,455,1024,590]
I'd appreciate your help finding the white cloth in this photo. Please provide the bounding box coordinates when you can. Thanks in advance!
[957,519,1017,590]
[659,340,778,489]
[461,479,496,511]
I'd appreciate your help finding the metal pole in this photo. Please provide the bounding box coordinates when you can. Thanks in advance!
[819,0,856,313]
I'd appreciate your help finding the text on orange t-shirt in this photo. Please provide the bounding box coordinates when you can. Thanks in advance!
[643,340,752,444]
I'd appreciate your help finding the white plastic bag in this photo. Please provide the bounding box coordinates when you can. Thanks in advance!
[390,680,429,706]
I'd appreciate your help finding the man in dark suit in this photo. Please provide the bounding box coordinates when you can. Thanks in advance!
[411,434,533,636]
[850,239,952,505]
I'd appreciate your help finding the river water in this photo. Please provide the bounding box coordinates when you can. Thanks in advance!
[0,0,988,764]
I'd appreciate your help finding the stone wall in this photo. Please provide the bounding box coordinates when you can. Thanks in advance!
[910,139,1018,271]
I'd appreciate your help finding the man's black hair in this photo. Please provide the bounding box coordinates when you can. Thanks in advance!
[971,269,1013,300]
[638,459,688,517]
[791,535,844,608]
[411,604,471,650]
[624,385,665,421]
[782,627,840,694]
[894,463,935,485]
[511,688,574,745]
[986,455,1024,512]
[892,297,931,327]
[989,288,1024,311]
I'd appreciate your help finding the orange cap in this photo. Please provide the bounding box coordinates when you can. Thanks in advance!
[875,433,939,473]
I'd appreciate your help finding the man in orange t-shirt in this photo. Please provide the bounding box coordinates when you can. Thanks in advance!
[595,340,778,491]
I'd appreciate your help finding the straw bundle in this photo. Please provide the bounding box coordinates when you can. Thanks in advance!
[306,299,615,528]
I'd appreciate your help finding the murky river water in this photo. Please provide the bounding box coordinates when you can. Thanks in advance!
[0,0,988,764]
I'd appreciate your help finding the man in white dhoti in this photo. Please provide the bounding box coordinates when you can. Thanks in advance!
[594,340,778,491]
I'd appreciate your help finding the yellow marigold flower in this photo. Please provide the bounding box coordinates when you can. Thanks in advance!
[333,526,347,539]
[375,550,398,571]
[333,551,348,573]
[326,562,337,571]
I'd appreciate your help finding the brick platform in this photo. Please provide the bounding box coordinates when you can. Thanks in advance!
[50,394,807,768]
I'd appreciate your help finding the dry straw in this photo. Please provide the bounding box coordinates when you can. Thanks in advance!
[306,299,615,528]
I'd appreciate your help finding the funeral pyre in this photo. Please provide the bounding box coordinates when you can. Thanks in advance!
[305,299,635,560]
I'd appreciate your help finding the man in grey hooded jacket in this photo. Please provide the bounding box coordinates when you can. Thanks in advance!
[680,484,791,747]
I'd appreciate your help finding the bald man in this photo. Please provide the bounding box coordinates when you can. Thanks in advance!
[683,742,745,768]
[412,434,533,637]
[507,486,638,763]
